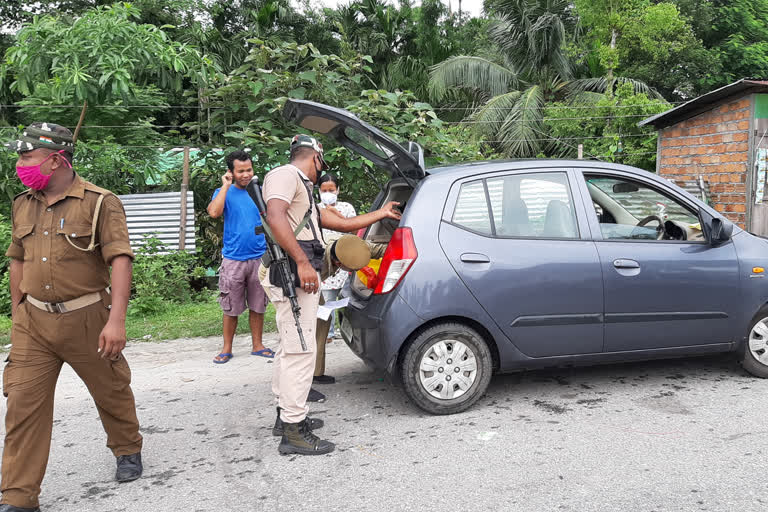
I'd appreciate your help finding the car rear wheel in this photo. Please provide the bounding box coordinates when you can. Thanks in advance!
[741,307,768,378]
[401,322,493,415]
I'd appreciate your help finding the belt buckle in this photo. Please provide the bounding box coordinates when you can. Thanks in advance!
[45,302,64,314]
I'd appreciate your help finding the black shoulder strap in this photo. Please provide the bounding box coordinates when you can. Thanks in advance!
[296,171,324,243]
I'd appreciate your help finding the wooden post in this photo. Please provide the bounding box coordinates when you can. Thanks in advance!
[73,101,88,143]
[577,144,584,160]
[179,146,190,251]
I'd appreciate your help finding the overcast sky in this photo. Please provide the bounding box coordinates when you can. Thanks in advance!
[307,0,485,17]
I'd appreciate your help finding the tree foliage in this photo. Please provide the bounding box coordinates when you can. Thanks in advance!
[544,83,668,169]
[430,0,661,157]
[3,3,211,105]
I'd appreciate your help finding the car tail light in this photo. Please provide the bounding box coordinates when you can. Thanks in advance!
[374,227,418,295]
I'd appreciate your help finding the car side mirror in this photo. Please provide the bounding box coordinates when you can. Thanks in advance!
[613,182,639,193]
[700,208,733,246]
[710,217,733,245]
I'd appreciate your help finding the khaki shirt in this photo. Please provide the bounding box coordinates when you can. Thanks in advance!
[6,174,134,303]
[262,164,321,242]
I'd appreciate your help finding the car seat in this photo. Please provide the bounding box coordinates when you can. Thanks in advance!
[499,197,532,236]
[542,199,576,238]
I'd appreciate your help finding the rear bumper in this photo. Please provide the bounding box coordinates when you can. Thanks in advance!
[340,288,424,374]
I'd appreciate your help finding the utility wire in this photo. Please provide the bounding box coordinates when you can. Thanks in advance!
[430,103,682,111]
[0,103,678,111]
[0,104,223,109]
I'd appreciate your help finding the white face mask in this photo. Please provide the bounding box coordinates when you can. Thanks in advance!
[320,192,337,205]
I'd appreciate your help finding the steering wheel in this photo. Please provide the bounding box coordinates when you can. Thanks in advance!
[636,215,666,240]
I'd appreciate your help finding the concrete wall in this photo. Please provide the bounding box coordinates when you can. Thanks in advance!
[657,97,751,227]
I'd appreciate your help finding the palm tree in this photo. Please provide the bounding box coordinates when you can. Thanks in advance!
[429,0,659,157]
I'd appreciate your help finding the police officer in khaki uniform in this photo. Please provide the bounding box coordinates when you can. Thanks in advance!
[313,236,386,380]
[1,123,143,512]
[260,135,400,455]
[268,235,383,434]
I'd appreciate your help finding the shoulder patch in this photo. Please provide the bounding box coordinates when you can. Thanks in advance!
[12,189,31,202]
[83,181,113,197]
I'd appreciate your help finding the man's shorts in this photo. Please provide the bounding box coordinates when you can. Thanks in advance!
[218,257,269,316]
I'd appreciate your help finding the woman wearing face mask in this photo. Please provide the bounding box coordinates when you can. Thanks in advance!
[314,173,356,384]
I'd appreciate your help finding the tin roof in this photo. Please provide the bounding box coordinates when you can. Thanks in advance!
[639,78,768,129]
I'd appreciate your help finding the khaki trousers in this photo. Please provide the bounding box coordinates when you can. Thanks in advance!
[1,299,142,509]
[260,270,320,424]
[314,294,332,377]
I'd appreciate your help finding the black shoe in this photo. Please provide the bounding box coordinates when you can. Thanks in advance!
[115,452,143,483]
[0,505,41,512]
[272,406,324,436]
[313,375,336,384]
[307,388,326,402]
[278,419,335,456]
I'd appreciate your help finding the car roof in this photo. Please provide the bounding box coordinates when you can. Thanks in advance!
[427,159,651,178]
[425,159,687,190]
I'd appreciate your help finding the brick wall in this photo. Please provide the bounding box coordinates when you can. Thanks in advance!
[658,97,751,227]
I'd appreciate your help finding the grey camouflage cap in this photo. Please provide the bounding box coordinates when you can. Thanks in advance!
[290,134,329,170]
[4,122,75,152]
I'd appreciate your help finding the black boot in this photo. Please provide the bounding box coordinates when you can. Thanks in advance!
[0,505,41,512]
[278,419,335,456]
[313,375,336,384]
[272,406,324,436]
[307,388,326,402]
[115,452,143,482]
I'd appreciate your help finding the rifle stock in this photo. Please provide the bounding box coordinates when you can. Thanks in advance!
[247,176,308,351]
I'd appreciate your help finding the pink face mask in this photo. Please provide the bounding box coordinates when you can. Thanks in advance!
[16,150,72,190]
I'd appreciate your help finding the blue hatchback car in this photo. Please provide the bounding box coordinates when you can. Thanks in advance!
[284,99,768,415]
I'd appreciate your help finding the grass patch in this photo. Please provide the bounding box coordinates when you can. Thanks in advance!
[0,297,278,348]
[126,299,277,341]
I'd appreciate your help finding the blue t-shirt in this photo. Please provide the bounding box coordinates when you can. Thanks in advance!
[212,186,267,261]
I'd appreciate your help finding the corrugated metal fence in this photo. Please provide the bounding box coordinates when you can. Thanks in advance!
[117,191,195,252]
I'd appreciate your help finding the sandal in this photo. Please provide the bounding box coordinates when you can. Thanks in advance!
[251,348,275,358]
[213,352,234,364]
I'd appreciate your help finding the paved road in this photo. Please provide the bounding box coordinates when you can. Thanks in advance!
[3,334,766,512]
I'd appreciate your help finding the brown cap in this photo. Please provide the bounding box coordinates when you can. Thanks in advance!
[331,235,371,271]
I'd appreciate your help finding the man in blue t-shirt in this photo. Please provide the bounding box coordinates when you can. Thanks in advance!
[207,150,272,363]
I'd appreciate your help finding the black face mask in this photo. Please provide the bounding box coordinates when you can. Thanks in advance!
[313,157,325,188]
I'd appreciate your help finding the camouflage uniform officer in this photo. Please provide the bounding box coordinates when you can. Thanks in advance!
[0,124,143,512]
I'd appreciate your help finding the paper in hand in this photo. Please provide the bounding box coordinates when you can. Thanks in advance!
[316,297,350,320]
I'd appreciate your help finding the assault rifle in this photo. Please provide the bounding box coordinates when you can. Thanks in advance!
[247,176,307,351]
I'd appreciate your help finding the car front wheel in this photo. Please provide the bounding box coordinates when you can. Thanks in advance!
[742,307,768,378]
[401,322,493,415]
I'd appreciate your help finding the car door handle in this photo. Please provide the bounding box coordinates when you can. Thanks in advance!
[613,259,640,269]
[460,253,490,263]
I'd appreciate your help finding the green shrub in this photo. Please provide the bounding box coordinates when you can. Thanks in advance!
[130,234,205,317]
[0,215,12,316]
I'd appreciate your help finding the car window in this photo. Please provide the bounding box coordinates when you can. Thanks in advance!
[345,128,394,159]
[486,172,578,239]
[585,175,703,242]
[452,180,492,235]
